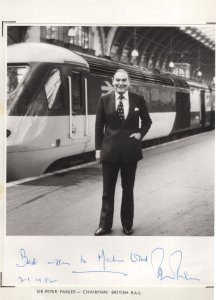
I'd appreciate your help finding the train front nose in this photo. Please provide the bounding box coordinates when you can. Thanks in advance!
[7,146,47,182]
[6,127,34,181]
[7,147,21,182]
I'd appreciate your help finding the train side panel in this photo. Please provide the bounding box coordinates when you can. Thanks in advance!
[187,80,215,128]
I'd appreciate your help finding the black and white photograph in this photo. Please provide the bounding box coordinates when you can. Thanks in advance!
[0,0,215,298]
[6,25,215,237]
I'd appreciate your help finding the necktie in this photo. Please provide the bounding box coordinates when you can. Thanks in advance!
[117,95,125,123]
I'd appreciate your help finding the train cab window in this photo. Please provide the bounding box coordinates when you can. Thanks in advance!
[7,65,65,116]
[44,68,64,111]
[26,67,64,116]
[7,65,29,114]
[20,67,64,116]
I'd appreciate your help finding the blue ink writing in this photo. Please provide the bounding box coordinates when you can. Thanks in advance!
[47,259,70,266]
[18,276,58,284]
[18,276,30,283]
[16,249,37,267]
[151,247,200,281]
[36,277,58,284]
[130,252,148,263]
[15,247,201,282]
[72,250,127,276]
[80,256,87,264]
[98,249,124,271]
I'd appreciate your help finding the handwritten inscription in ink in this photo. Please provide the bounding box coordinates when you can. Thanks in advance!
[15,247,200,284]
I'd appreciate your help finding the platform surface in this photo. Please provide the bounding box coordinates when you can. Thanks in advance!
[6,131,214,236]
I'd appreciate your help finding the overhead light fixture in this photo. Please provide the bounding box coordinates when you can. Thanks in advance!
[132,49,139,57]
[169,61,175,68]
[131,28,139,58]
[197,47,202,77]
[169,29,175,69]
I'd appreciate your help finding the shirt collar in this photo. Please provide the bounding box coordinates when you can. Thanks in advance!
[115,91,129,101]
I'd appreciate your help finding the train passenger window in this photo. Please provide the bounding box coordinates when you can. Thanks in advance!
[71,72,82,114]
[44,68,64,111]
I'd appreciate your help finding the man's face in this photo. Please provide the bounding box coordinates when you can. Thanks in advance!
[112,71,130,94]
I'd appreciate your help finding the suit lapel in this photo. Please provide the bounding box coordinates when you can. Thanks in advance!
[125,92,136,122]
[110,92,116,112]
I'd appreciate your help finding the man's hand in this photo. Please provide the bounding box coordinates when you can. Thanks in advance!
[95,150,101,162]
[130,132,142,140]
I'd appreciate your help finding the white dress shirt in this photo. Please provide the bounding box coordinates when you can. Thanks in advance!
[115,91,129,118]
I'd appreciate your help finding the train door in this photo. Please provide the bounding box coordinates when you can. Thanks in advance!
[64,65,88,149]
[175,91,191,129]
[200,90,206,127]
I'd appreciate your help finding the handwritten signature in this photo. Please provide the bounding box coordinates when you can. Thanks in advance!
[151,247,200,281]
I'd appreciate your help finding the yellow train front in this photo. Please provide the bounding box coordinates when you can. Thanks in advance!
[7,43,215,181]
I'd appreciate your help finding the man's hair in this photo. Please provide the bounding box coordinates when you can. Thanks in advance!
[113,69,130,80]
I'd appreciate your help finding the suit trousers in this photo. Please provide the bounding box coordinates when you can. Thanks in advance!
[99,160,137,230]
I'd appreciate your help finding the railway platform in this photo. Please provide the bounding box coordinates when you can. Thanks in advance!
[6,131,214,236]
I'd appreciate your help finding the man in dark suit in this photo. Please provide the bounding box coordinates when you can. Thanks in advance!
[94,69,152,236]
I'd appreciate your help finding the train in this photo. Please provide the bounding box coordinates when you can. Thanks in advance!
[7,42,215,181]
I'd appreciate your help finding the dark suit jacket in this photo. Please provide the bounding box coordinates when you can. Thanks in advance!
[95,91,152,162]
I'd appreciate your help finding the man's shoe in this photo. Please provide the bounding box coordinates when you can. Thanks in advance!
[123,227,133,235]
[94,227,111,236]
